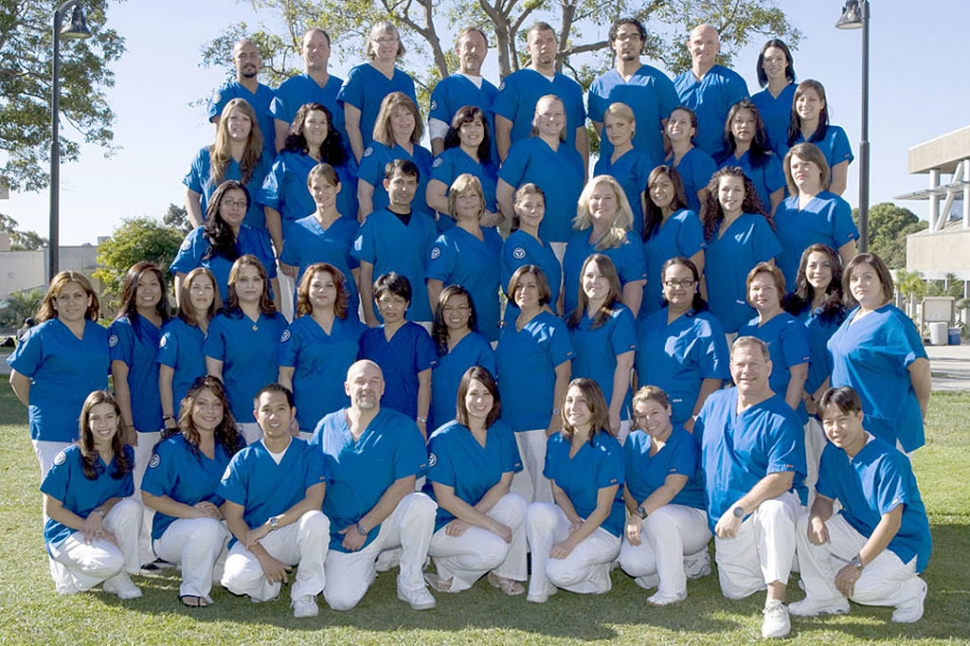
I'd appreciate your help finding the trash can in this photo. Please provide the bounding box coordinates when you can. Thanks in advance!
[928,321,947,345]
[949,327,962,346]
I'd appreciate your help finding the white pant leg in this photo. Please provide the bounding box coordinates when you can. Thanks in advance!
[490,493,529,582]
[278,270,295,322]
[33,440,73,482]
[615,420,632,446]
[238,423,263,446]
[804,419,826,508]
[132,431,160,565]
[715,491,800,600]
[526,502,570,598]
[153,517,229,600]
[621,505,711,599]
[511,430,552,504]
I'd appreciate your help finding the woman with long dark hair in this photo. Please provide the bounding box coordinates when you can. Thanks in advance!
[751,39,797,154]
[783,80,853,196]
[715,99,785,216]
[664,106,716,215]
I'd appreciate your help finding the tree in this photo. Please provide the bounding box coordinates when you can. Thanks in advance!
[853,202,928,269]
[0,0,126,193]
[163,204,193,236]
[94,217,182,300]
[0,213,48,250]
[0,287,44,328]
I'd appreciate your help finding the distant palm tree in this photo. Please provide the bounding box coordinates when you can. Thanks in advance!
[2,288,44,329]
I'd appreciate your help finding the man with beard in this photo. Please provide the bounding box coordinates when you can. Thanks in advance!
[208,38,277,160]
[310,360,437,611]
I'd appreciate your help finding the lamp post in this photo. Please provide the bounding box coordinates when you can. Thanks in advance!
[49,1,92,283]
[836,0,870,253]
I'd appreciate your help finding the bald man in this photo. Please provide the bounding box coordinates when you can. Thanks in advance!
[207,38,277,160]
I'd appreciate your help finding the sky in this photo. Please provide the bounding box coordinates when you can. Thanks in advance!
[3,0,967,245]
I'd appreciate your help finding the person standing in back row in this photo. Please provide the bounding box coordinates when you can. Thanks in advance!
[208,38,276,161]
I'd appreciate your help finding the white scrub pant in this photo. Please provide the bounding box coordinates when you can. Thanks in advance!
[714,491,801,600]
[132,430,161,565]
[619,504,711,599]
[278,270,295,322]
[153,517,229,601]
[795,512,924,611]
[526,502,621,598]
[511,430,553,504]
[221,510,329,602]
[428,492,528,591]
[804,418,827,507]
[324,492,436,611]
[33,440,73,481]
[48,497,142,593]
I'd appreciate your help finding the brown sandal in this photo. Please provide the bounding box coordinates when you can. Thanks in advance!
[179,595,210,608]
[488,572,525,596]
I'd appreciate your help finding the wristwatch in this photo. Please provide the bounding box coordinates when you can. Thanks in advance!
[268,516,280,530]
[849,554,865,571]
[732,505,746,519]
[356,522,369,537]
[634,506,648,520]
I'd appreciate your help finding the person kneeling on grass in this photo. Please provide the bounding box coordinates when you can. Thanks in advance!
[791,386,931,624]
[219,384,330,618]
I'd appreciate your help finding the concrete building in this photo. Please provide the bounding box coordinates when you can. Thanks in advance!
[0,234,101,300]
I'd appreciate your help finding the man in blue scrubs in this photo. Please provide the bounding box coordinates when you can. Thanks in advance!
[695,336,806,639]
[792,386,931,624]
[311,361,437,611]
[208,38,277,161]
[673,25,748,156]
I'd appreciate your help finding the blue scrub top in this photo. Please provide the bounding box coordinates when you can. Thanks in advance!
[278,213,361,316]
[797,305,847,396]
[817,437,932,573]
[717,150,785,216]
[704,213,782,333]
[544,431,626,537]
[635,308,730,425]
[773,191,858,292]
[207,79,277,161]
[109,315,164,434]
[624,427,705,510]
[358,322,436,421]
[668,147,717,213]
[697,388,807,531]
[279,314,366,432]
[492,68,586,150]
[337,63,418,149]
[827,304,928,452]
[640,208,706,318]
[41,445,135,548]
[358,141,435,220]
[425,419,522,532]
[204,311,288,423]
[428,73,499,162]
[426,226,503,342]
[429,332,495,433]
[352,207,438,322]
[311,406,428,551]
[500,230,562,317]
[588,65,680,163]
[495,311,575,432]
[568,305,637,420]
[561,230,646,316]
[142,433,239,541]
[169,225,278,304]
[673,65,749,156]
[156,318,207,413]
[430,147,499,216]
[593,148,660,237]
[270,73,347,145]
[498,137,585,243]
[751,84,796,155]
[7,319,109,443]
[183,146,272,231]
[218,437,328,547]
[780,124,854,172]
[738,312,811,424]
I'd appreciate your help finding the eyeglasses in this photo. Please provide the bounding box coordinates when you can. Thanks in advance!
[222,199,247,209]
[664,279,695,289]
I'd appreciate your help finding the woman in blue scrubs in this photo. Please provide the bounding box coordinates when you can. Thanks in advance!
[205,255,288,445]
[701,167,782,334]
[158,267,220,435]
[828,253,931,453]
[566,255,636,441]
[8,272,108,478]
[278,263,365,438]
[525,378,625,602]
[429,285,495,432]
[42,391,141,598]
[562,175,646,318]
[640,167,706,318]
[636,257,729,431]
[496,265,574,505]
[784,80,854,196]
[751,39,797,155]
[774,142,858,291]
[142,376,244,607]
[715,99,785,216]
[427,174,503,342]
[619,386,711,606]
[425,367,527,595]
[664,107,717,215]
[357,92,433,222]
[500,184,562,318]
[426,106,500,229]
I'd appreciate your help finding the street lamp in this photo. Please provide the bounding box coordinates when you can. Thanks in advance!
[836,0,870,253]
[49,1,92,283]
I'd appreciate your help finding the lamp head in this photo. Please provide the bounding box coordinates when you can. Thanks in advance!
[836,0,864,30]
[61,4,92,40]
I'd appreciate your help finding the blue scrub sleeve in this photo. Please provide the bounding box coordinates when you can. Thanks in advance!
[108,321,135,367]
[302,448,329,489]
[218,457,247,507]
[832,198,860,248]
[831,127,854,166]
[336,68,366,110]
[256,160,286,210]
[202,319,228,361]
[140,442,176,498]
[351,221,378,265]
[596,440,625,489]
[546,318,577,367]
[426,432,457,487]
[183,149,207,193]
[425,235,457,282]
[357,148,383,188]
[888,312,928,368]
[7,329,42,377]
[668,435,700,477]
[499,425,524,473]
[765,415,805,477]
[39,453,71,500]
[393,423,430,479]
[700,317,731,379]
[278,323,300,368]
[752,217,783,262]
[414,327,437,373]
[617,239,647,284]
[156,328,179,368]
[497,145,528,187]
[780,322,811,369]
[610,309,638,357]
[764,154,786,194]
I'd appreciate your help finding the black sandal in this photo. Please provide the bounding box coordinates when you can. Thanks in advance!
[179,595,209,608]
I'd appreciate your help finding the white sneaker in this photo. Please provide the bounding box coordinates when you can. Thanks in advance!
[684,550,712,580]
[891,578,927,623]
[526,586,557,604]
[103,573,142,600]
[397,582,436,610]
[789,597,849,617]
[761,600,791,639]
[292,595,319,618]
[647,590,686,606]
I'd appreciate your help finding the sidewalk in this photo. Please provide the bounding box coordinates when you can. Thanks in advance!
[926,344,970,392]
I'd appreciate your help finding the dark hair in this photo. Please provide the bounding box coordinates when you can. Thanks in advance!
[432,285,479,356]
[511,183,545,232]
[178,268,221,328]
[660,256,708,312]
[443,105,491,164]
[455,366,501,429]
[843,253,894,308]
[756,39,796,87]
[254,382,295,408]
[303,27,331,47]
[225,255,276,317]
[169,376,243,459]
[643,166,689,241]
[296,263,349,320]
[203,180,249,262]
[384,158,420,183]
[374,271,412,303]
[284,102,348,166]
[819,386,863,416]
[782,244,845,324]
[562,378,610,444]
[631,385,672,430]
[609,17,646,45]
[715,99,774,169]
[115,262,172,333]
[786,80,830,148]
[702,167,772,241]
[567,254,623,331]
[668,106,699,145]
[78,391,132,480]
[506,264,551,307]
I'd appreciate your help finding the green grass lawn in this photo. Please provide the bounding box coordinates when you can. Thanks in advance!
[1,389,967,645]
